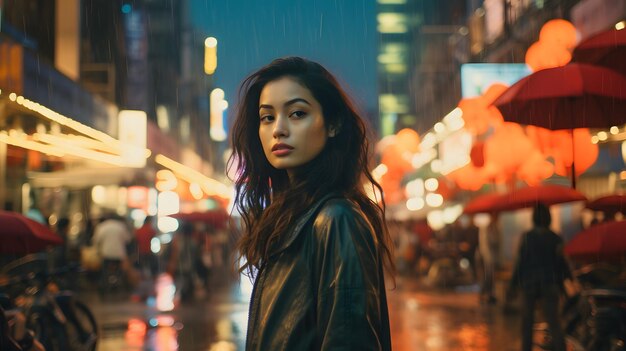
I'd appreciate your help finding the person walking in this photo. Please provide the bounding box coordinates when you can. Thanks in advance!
[51,217,70,269]
[457,215,479,281]
[135,216,157,278]
[167,222,200,303]
[507,202,573,351]
[479,212,500,304]
[229,56,394,350]
[92,214,134,293]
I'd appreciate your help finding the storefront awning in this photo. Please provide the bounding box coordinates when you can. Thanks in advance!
[27,166,150,189]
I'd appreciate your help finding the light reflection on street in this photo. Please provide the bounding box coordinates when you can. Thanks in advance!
[89,273,524,350]
[209,340,237,351]
[387,279,521,351]
[207,319,237,351]
[125,318,147,348]
[457,324,489,350]
[155,273,176,311]
[149,327,179,351]
[123,316,182,351]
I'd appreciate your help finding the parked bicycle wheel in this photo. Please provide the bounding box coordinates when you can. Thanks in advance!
[61,299,98,351]
[27,307,69,351]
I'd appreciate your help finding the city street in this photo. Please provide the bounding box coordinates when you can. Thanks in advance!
[77,270,524,351]
[1,1,624,350]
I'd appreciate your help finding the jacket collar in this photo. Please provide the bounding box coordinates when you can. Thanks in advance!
[267,193,341,258]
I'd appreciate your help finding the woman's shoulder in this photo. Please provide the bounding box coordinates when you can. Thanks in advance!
[318,197,358,215]
[312,197,374,237]
[314,197,372,226]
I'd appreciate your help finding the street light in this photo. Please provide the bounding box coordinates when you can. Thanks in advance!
[204,37,217,75]
[210,88,227,141]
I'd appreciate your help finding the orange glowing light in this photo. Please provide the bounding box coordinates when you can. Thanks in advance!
[525,41,572,71]
[395,128,421,154]
[539,19,578,50]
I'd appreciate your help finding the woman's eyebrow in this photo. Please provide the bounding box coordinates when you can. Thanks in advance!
[283,98,311,107]
[259,98,311,110]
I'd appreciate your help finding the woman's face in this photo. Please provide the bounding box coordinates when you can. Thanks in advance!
[258,77,330,175]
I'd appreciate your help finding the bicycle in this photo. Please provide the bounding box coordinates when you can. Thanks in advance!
[533,284,626,350]
[0,254,98,351]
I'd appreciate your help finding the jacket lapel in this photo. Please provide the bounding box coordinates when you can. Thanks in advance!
[267,193,340,258]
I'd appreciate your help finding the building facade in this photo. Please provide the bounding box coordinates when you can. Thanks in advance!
[0,0,229,241]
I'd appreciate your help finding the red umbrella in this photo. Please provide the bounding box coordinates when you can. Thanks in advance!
[585,194,626,214]
[493,63,626,130]
[0,211,63,254]
[462,192,504,215]
[171,209,229,230]
[572,28,626,76]
[493,63,626,188]
[565,220,626,261]
[463,184,587,214]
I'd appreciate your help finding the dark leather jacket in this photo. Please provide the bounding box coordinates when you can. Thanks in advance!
[245,195,392,351]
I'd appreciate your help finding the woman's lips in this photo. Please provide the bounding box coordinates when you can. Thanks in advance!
[272,148,293,156]
[271,143,294,156]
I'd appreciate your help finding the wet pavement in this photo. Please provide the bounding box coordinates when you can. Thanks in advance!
[76,270,526,351]
[388,278,521,351]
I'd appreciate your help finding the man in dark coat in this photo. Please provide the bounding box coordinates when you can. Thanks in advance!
[507,202,572,351]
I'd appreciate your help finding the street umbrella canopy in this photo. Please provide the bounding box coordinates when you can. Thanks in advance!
[0,211,63,254]
[565,220,626,261]
[463,192,505,215]
[493,63,626,130]
[585,194,626,214]
[572,27,626,77]
[463,184,587,214]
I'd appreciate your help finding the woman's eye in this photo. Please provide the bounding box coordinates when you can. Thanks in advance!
[290,111,306,118]
[260,115,274,123]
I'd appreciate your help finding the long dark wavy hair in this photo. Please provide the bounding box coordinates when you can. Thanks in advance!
[228,56,395,279]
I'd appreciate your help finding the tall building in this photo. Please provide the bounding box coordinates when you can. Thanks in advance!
[1,0,114,215]
[0,0,229,234]
[79,0,218,174]
[377,0,467,136]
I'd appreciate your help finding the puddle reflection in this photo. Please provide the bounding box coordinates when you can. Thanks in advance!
[122,315,183,351]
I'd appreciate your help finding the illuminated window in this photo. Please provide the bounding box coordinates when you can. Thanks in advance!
[379,94,409,114]
[377,13,408,33]
[384,63,407,74]
[379,43,408,74]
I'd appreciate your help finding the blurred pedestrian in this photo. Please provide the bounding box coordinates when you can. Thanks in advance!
[229,57,393,350]
[397,220,419,275]
[92,214,134,291]
[456,215,479,281]
[193,222,212,289]
[506,202,573,351]
[167,222,199,303]
[134,215,157,278]
[52,217,70,269]
[479,212,500,304]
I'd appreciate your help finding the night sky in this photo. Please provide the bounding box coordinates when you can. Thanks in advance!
[190,0,379,117]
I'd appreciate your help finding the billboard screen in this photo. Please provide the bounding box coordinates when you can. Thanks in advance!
[461,63,532,98]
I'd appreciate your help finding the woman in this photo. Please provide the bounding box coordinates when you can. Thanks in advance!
[229,57,394,350]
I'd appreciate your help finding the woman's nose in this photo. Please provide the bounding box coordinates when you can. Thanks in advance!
[272,115,289,138]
